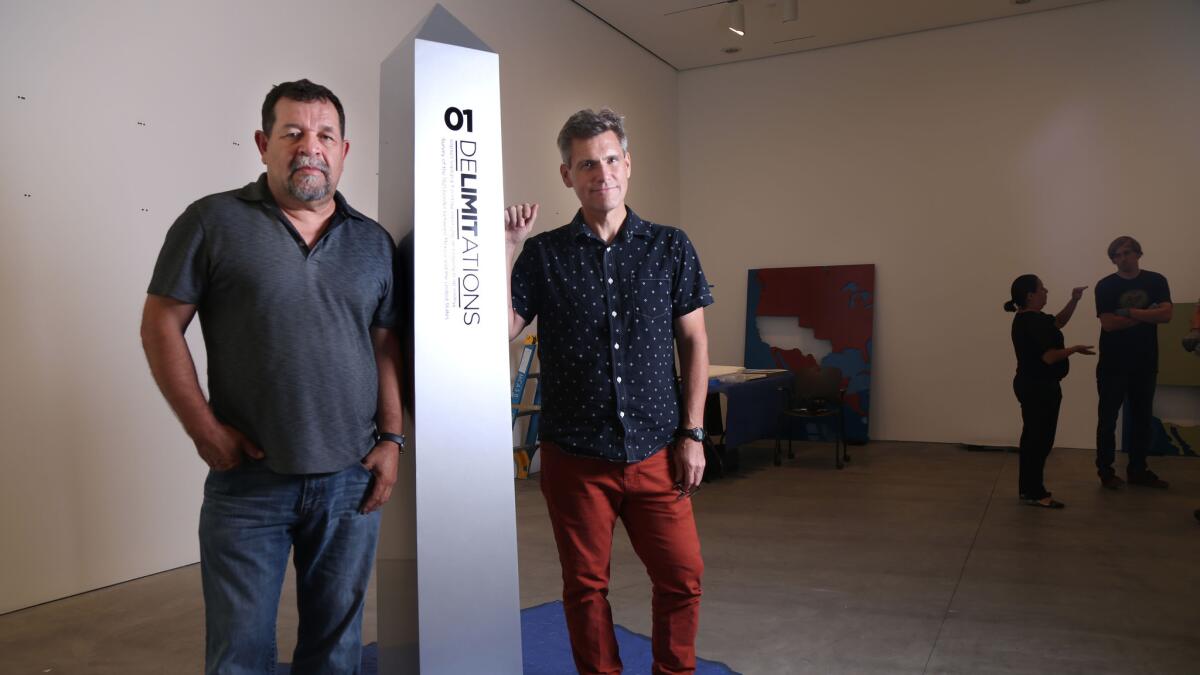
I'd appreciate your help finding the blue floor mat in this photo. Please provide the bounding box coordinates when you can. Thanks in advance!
[520,600,740,675]
[279,600,740,674]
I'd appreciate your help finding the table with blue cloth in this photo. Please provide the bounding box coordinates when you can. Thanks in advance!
[704,371,791,476]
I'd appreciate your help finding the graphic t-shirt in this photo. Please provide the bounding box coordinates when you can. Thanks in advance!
[1094,270,1171,373]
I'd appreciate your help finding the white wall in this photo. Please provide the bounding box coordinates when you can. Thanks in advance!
[0,0,677,613]
[678,0,1200,449]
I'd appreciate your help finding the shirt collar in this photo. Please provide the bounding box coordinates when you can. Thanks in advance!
[237,173,366,222]
[570,206,650,243]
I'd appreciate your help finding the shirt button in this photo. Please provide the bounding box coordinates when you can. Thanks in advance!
[607,277,613,284]
[616,376,622,383]
[611,311,617,317]
[614,343,620,350]
[619,411,625,418]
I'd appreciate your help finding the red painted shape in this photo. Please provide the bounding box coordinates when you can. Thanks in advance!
[771,347,818,371]
[755,265,874,358]
[844,392,864,417]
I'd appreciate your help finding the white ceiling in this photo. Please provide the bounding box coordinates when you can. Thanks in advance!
[572,0,1106,70]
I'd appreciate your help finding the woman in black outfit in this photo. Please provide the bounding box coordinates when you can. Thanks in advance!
[1005,275,1094,508]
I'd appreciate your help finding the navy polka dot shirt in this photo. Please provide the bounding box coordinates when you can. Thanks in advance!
[511,208,714,462]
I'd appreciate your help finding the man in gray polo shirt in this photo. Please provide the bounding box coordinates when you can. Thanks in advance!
[141,79,402,674]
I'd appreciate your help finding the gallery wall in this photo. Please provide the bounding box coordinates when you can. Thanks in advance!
[0,0,678,613]
[678,0,1200,449]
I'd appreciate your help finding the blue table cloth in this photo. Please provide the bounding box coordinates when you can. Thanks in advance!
[707,372,791,448]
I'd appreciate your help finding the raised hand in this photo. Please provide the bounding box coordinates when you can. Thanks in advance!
[1070,286,1088,301]
[504,203,539,249]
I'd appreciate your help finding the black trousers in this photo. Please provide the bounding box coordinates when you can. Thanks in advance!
[1014,376,1061,499]
[1096,368,1157,476]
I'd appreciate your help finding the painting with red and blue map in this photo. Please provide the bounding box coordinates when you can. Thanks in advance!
[745,265,874,442]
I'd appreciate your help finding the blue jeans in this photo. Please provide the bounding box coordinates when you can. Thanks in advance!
[199,460,380,675]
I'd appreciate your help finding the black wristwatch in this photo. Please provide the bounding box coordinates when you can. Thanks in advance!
[376,432,407,452]
[676,427,706,443]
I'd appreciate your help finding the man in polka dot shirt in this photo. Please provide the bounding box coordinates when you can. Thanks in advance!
[506,108,713,675]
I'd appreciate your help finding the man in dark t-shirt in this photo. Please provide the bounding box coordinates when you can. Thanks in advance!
[1094,235,1173,489]
[141,79,403,672]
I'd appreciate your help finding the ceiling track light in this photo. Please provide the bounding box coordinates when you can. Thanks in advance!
[726,1,745,36]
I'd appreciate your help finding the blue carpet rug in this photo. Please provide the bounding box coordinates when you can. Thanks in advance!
[520,600,740,675]
[279,600,740,674]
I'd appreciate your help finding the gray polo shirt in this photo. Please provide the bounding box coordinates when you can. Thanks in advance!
[148,174,398,474]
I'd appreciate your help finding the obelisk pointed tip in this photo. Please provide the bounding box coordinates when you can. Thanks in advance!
[415,4,493,53]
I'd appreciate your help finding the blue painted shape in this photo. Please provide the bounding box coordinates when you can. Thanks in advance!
[820,346,871,443]
[840,281,873,309]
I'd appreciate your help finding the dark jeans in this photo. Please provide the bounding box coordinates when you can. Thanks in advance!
[1096,368,1157,477]
[1014,376,1061,499]
[199,460,381,675]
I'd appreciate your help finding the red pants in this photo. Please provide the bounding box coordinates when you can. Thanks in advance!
[540,442,704,675]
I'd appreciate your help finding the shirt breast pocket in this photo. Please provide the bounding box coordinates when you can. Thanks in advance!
[633,277,672,321]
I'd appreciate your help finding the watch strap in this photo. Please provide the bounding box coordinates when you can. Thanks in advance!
[376,432,407,452]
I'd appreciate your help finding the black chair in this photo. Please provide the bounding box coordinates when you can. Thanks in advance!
[775,366,849,469]
[701,391,726,481]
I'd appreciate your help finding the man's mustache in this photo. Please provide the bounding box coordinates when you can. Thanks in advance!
[290,156,330,176]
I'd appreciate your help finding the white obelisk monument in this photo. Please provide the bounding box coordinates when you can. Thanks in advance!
[376,6,521,673]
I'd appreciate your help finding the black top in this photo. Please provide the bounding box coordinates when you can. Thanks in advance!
[1095,270,1171,373]
[148,174,398,474]
[510,208,713,462]
[1012,311,1068,381]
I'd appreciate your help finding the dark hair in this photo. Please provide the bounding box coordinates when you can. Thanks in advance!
[1107,235,1142,260]
[261,79,345,138]
[1004,274,1040,312]
[556,108,627,164]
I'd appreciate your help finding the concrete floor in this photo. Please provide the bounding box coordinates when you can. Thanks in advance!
[3,441,1200,674]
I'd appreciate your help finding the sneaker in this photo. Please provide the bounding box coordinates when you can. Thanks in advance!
[1099,474,1124,490]
[1127,470,1169,489]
